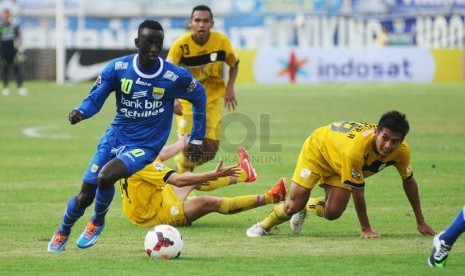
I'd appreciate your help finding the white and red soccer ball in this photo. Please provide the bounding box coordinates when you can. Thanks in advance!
[144,224,183,259]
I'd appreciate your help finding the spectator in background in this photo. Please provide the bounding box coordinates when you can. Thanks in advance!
[0,9,26,96]
[167,5,242,176]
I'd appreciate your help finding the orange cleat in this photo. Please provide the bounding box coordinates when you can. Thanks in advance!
[266,177,288,203]
[238,147,257,182]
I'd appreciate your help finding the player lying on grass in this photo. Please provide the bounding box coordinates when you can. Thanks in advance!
[120,134,287,228]
[247,111,436,238]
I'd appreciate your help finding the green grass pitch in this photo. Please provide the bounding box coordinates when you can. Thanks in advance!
[1,81,464,275]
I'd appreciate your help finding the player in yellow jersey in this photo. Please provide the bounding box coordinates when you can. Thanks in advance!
[247,111,436,238]
[167,5,241,174]
[120,134,287,228]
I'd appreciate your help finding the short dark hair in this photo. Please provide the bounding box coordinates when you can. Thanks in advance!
[191,5,213,20]
[138,19,163,37]
[377,110,410,139]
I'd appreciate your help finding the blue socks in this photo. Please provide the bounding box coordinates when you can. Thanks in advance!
[58,196,85,235]
[440,206,465,246]
[91,187,115,226]
[57,187,115,234]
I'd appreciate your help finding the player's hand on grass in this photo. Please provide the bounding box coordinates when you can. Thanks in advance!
[360,229,381,238]
[69,108,83,125]
[417,221,436,236]
[173,99,183,115]
[214,160,241,178]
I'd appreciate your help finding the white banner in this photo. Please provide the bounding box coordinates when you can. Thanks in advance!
[254,47,435,83]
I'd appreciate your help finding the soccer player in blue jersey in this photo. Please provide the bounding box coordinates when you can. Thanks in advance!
[428,206,465,267]
[47,19,207,252]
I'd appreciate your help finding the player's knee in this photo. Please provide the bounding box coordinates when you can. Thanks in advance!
[76,189,95,209]
[324,208,343,220]
[97,171,118,190]
[202,139,219,160]
[203,197,221,212]
[284,200,304,216]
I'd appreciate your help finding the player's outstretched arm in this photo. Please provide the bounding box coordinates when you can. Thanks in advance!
[168,161,241,188]
[402,177,436,236]
[158,133,188,162]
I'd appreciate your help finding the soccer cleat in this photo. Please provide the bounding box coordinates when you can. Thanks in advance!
[246,223,268,237]
[76,221,105,249]
[290,208,307,234]
[47,231,69,252]
[428,231,451,267]
[266,177,288,203]
[238,146,257,182]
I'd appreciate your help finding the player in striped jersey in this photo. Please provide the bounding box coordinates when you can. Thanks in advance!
[167,5,241,176]
[247,111,436,238]
[48,19,207,252]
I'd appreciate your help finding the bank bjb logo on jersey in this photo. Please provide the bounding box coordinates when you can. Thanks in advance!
[152,87,165,99]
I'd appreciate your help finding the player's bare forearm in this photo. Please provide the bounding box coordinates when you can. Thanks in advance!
[224,66,238,111]
[352,188,379,237]
[158,133,188,162]
[169,163,240,187]
[402,178,436,235]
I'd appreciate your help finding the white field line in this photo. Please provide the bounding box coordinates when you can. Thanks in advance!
[22,125,72,139]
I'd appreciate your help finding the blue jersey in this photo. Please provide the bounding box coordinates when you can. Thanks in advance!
[77,54,206,153]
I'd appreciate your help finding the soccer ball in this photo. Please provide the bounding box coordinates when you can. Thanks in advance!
[144,224,183,259]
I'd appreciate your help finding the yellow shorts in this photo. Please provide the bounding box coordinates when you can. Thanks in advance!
[133,185,188,227]
[176,82,224,141]
[291,135,352,191]
[176,98,221,140]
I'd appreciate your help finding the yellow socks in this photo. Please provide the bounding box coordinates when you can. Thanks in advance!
[259,202,290,230]
[197,169,247,191]
[236,169,248,183]
[219,195,258,214]
[306,196,326,218]
[198,177,232,191]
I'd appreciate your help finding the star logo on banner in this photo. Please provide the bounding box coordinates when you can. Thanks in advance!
[277,51,308,83]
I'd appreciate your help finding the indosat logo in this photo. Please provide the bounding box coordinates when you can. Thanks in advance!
[316,58,412,80]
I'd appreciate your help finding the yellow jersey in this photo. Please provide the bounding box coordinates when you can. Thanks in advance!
[167,31,239,99]
[120,158,175,226]
[311,121,413,188]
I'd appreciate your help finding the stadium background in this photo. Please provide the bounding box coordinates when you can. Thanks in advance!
[3,0,465,83]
